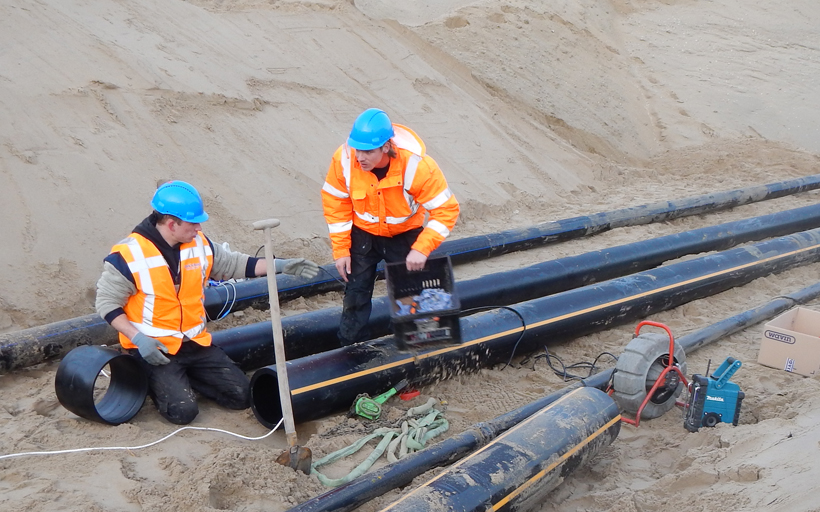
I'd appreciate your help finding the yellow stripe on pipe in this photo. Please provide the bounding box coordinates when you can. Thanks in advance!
[378,387,588,512]
[490,414,622,511]
[292,242,819,396]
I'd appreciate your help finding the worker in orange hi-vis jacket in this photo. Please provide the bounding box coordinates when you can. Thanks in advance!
[321,108,460,346]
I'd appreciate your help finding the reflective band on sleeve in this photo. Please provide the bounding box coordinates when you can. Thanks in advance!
[423,188,453,210]
[426,220,451,238]
[322,181,349,199]
[328,221,353,233]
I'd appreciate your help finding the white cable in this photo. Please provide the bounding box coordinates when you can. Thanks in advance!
[0,418,284,461]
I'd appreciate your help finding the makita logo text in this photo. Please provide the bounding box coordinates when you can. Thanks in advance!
[706,395,725,402]
[764,330,796,344]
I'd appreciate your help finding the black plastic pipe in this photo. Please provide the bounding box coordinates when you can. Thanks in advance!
[209,173,820,313]
[249,227,820,428]
[4,175,820,373]
[54,345,148,425]
[290,282,820,512]
[220,203,820,369]
[289,383,594,512]
[376,387,620,512]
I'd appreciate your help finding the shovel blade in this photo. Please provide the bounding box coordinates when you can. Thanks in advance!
[276,445,313,474]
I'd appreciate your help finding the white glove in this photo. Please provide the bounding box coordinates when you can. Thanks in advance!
[131,332,170,366]
[275,258,320,279]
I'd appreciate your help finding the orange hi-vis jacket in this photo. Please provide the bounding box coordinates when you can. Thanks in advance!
[321,124,460,260]
[111,232,214,355]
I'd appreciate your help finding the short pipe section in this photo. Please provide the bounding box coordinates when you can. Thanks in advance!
[55,345,148,425]
[378,386,620,512]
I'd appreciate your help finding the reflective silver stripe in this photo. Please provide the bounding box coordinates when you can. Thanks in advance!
[386,214,413,224]
[126,235,209,336]
[342,147,425,226]
[323,181,349,199]
[132,321,183,339]
[328,221,353,233]
[355,211,379,224]
[404,155,420,192]
[183,323,205,339]
[194,234,209,282]
[426,220,451,238]
[341,146,352,192]
[123,238,164,325]
[393,126,424,156]
[403,154,421,215]
[423,188,453,210]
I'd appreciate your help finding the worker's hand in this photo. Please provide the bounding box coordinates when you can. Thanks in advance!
[335,256,351,282]
[277,258,321,279]
[406,250,427,271]
[131,332,170,366]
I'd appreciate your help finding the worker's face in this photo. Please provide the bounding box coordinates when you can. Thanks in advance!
[169,219,202,244]
[355,145,390,172]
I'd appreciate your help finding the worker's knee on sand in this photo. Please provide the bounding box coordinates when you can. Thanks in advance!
[159,398,200,425]
[213,382,251,410]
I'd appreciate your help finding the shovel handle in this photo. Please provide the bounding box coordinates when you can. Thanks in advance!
[253,218,299,445]
[253,218,281,231]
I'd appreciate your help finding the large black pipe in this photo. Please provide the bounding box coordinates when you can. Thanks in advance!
[249,227,820,428]
[376,387,621,512]
[290,281,820,512]
[207,173,820,312]
[4,175,820,373]
[220,203,820,369]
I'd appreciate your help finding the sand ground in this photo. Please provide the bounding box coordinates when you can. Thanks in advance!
[2,1,820,511]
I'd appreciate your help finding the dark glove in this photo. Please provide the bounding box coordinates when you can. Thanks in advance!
[276,258,320,279]
[131,332,170,366]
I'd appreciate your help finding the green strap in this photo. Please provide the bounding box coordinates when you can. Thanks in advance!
[311,407,451,487]
[311,429,396,487]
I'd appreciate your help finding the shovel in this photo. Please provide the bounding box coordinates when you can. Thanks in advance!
[253,218,312,474]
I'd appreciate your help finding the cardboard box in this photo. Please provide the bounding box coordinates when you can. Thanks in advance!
[758,306,820,377]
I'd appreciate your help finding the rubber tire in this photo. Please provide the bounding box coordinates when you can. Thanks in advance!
[612,332,687,420]
[703,412,721,428]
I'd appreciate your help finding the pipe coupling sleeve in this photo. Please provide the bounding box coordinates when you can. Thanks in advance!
[55,345,148,425]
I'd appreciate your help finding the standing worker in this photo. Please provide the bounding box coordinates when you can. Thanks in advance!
[95,180,320,424]
[322,108,460,346]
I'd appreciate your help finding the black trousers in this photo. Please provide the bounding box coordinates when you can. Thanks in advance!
[131,341,250,425]
[338,225,423,346]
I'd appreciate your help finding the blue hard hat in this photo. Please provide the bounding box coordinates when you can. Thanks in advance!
[347,108,395,150]
[151,181,209,223]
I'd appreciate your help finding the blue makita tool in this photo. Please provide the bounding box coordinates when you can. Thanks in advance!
[683,357,745,432]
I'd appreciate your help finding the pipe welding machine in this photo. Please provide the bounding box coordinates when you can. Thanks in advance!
[683,356,745,432]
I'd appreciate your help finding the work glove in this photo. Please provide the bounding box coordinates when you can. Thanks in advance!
[131,332,170,366]
[276,258,320,279]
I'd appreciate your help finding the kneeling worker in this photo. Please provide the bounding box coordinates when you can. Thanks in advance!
[95,180,320,424]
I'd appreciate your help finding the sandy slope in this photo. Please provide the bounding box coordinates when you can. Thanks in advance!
[2,0,820,511]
